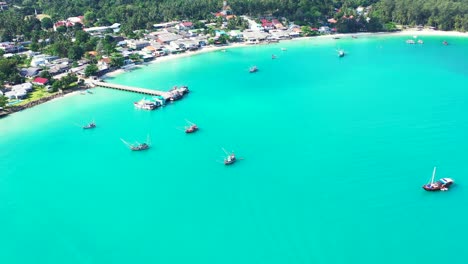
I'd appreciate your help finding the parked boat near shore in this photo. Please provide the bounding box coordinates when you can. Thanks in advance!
[134,98,159,110]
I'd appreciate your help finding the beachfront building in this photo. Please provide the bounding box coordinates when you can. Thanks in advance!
[229,30,243,39]
[4,82,33,99]
[32,77,49,86]
[172,39,199,51]
[269,29,291,40]
[127,40,150,50]
[319,26,331,34]
[243,30,269,44]
[156,32,183,45]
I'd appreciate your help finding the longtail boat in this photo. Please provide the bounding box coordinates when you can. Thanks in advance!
[422,167,454,192]
[222,148,236,165]
[83,121,96,129]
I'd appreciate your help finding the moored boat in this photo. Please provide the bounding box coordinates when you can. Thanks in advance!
[249,66,258,73]
[121,136,151,151]
[83,121,96,129]
[422,167,454,191]
[272,54,277,59]
[406,39,415,44]
[134,98,158,110]
[417,39,424,44]
[185,124,198,133]
[184,120,198,133]
[443,40,449,45]
[168,86,189,101]
[222,148,236,165]
[338,50,345,57]
[130,143,150,151]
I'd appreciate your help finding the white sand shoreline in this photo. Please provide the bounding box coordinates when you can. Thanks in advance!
[101,29,467,79]
[11,28,463,112]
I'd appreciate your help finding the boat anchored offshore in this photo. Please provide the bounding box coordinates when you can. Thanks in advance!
[222,148,236,165]
[406,39,416,44]
[443,40,449,45]
[184,120,198,133]
[249,66,258,73]
[422,167,454,191]
[338,50,345,57]
[121,136,151,151]
[417,39,424,44]
[272,54,277,59]
[83,121,96,129]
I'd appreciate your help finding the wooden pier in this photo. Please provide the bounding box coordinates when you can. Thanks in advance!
[92,81,169,97]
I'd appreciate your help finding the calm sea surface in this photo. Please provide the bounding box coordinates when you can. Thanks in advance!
[1,35,468,264]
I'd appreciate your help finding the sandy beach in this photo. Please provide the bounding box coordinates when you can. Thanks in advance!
[102,29,467,79]
[13,28,464,113]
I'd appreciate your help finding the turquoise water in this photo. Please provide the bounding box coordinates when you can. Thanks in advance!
[1,35,468,264]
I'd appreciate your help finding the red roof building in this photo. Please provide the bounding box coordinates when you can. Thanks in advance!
[32,77,49,85]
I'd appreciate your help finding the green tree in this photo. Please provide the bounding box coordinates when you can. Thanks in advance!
[41,17,53,30]
[84,11,96,26]
[0,95,7,108]
[67,45,84,60]
[301,26,312,36]
[110,55,125,67]
[85,64,98,77]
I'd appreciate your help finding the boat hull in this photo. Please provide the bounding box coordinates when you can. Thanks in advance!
[422,179,454,191]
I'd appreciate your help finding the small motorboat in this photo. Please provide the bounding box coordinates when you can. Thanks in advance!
[134,99,158,110]
[249,66,258,73]
[83,122,96,129]
[222,148,236,165]
[406,39,415,44]
[281,48,287,51]
[86,89,93,94]
[121,136,151,151]
[443,41,449,45]
[417,39,424,44]
[130,143,149,151]
[271,54,277,59]
[422,167,454,191]
[224,154,236,165]
[338,50,345,57]
[185,125,198,133]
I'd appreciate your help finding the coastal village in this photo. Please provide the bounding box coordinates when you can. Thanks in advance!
[0,0,383,116]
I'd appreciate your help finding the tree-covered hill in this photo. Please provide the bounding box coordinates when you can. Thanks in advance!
[1,0,467,40]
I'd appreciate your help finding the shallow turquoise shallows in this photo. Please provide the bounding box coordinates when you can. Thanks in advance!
[1,35,468,264]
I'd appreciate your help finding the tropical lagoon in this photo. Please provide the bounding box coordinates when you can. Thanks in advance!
[1,34,468,264]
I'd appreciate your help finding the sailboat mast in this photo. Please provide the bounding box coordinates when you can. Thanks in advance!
[431,167,437,184]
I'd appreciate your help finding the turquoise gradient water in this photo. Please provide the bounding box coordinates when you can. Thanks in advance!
[1,35,467,264]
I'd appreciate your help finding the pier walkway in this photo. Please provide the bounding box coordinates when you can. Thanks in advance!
[92,81,169,97]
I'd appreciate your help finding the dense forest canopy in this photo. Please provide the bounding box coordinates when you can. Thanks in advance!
[0,0,467,41]
[0,0,468,31]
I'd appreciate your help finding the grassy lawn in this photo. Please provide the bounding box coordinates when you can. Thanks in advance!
[18,87,56,106]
